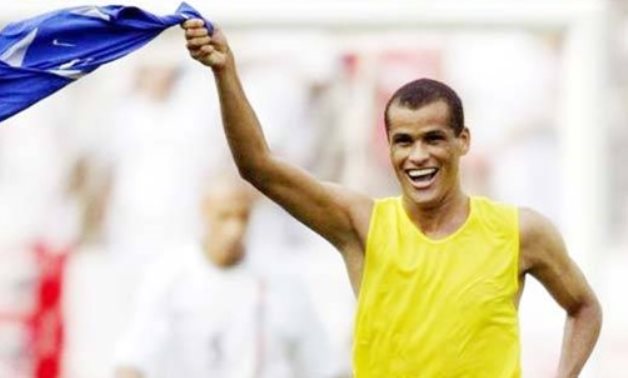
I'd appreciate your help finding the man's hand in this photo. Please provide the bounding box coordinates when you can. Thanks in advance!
[182,19,231,71]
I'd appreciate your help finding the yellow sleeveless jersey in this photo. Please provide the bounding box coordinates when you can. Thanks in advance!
[353,196,520,377]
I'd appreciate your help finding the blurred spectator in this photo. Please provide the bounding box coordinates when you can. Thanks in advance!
[113,176,338,378]
[61,55,221,378]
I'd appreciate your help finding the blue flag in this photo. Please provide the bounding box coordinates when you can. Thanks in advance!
[0,2,212,123]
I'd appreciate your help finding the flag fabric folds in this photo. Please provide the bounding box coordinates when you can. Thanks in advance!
[0,2,211,123]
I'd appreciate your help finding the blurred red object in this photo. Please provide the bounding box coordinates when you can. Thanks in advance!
[29,242,68,378]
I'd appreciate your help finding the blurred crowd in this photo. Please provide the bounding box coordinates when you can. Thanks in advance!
[0,19,626,378]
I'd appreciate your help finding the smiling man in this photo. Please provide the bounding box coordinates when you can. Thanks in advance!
[181,20,602,378]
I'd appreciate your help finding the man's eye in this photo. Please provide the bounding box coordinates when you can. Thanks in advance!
[393,136,412,145]
[426,135,445,144]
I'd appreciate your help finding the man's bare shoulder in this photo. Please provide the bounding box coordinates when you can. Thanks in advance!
[519,207,548,241]
[518,207,564,273]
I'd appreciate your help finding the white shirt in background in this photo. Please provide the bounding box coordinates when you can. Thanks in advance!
[114,243,336,378]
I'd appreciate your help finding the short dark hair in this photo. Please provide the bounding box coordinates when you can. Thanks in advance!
[384,78,464,135]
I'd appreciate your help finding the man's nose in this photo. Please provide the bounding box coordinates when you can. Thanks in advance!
[408,142,429,163]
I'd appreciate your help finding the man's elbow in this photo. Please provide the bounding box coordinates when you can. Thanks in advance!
[236,163,256,182]
[568,295,603,328]
[236,157,273,189]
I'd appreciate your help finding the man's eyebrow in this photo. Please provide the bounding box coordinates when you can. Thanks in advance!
[391,132,412,139]
[423,129,448,137]
[424,129,447,135]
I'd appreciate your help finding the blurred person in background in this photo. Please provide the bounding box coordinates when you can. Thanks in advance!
[60,59,218,377]
[114,176,339,378]
[182,21,602,377]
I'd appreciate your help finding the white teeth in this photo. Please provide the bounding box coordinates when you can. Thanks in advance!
[408,168,437,178]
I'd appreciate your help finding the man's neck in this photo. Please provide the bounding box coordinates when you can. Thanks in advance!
[403,189,470,239]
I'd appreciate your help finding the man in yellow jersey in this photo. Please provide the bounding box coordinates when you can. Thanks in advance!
[181,21,602,377]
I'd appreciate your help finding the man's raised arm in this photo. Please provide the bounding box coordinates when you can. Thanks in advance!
[181,20,372,252]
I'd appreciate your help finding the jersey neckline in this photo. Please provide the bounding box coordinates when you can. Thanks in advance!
[397,195,476,244]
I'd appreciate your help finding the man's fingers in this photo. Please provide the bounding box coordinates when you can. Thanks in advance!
[182,18,204,29]
[187,43,215,56]
[200,45,215,54]
[182,20,225,67]
[186,36,211,49]
[188,47,209,59]
[185,27,209,38]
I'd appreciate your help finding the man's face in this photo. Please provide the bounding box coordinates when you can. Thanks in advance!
[387,100,470,208]
[203,189,252,268]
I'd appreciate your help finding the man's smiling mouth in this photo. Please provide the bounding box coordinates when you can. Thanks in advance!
[406,168,439,187]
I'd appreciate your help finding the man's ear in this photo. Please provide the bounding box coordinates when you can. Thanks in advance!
[457,127,470,155]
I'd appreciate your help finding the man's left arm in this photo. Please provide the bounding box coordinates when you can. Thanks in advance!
[520,208,602,378]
